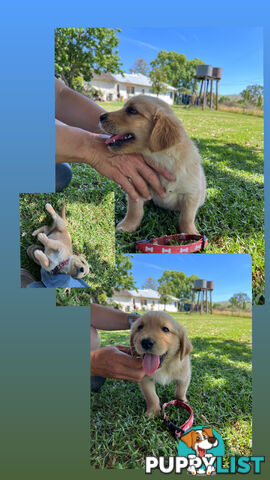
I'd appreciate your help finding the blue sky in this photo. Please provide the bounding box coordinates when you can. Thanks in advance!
[117,27,263,95]
[127,254,252,302]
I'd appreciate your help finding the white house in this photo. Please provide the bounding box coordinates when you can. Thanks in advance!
[108,288,179,313]
[86,72,177,105]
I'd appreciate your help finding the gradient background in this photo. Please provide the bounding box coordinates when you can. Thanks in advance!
[0,1,269,478]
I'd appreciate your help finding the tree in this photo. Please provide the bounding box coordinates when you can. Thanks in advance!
[129,58,149,76]
[150,50,204,92]
[158,270,199,303]
[142,277,158,290]
[158,283,172,310]
[240,84,264,106]
[149,67,168,96]
[229,293,251,310]
[89,253,135,304]
[55,28,123,88]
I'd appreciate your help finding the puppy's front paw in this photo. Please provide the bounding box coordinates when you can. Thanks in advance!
[38,233,47,243]
[32,229,39,237]
[146,404,161,418]
[116,220,138,233]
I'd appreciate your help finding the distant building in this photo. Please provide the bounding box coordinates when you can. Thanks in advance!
[108,288,179,312]
[86,72,176,105]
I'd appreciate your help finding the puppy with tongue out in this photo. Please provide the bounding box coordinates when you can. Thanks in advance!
[130,311,192,417]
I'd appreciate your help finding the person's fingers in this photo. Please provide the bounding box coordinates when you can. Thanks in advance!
[117,349,143,368]
[115,345,133,354]
[127,172,151,200]
[111,171,141,201]
[136,162,167,198]
[111,156,151,199]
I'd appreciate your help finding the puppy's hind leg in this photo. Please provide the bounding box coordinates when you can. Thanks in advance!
[34,250,50,269]
[116,196,144,233]
[45,203,66,232]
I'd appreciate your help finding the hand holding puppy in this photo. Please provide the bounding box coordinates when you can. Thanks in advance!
[91,345,144,382]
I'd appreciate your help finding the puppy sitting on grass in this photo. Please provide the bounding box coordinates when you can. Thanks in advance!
[130,311,192,417]
[31,203,89,279]
[100,95,206,234]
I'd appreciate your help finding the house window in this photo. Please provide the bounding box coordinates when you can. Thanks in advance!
[127,86,135,95]
[170,92,173,98]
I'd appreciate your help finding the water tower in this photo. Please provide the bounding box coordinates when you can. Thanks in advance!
[194,65,222,110]
[193,279,214,314]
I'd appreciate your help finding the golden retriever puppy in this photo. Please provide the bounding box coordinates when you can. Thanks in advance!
[100,95,206,234]
[130,311,192,417]
[31,203,89,279]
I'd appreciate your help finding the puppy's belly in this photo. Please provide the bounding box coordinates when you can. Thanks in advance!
[151,191,182,211]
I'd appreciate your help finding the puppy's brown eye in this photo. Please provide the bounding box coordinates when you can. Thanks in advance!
[126,106,138,115]
[137,324,144,331]
[162,327,170,333]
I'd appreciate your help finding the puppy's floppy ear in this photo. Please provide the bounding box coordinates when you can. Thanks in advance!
[149,110,182,152]
[181,430,197,449]
[179,327,193,360]
[202,427,214,438]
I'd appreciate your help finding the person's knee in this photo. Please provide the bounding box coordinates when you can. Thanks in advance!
[91,326,101,351]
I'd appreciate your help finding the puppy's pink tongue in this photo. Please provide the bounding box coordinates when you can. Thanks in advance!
[105,134,123,145]
[142,354,160,375]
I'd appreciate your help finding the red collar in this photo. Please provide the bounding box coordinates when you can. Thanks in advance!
[50,259,69,275]
[162,399,194,438]
[136,234,207,253]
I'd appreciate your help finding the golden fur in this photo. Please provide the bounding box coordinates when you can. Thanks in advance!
[31,203,89,279]
[100,95,206,234]
[130,311,192,417]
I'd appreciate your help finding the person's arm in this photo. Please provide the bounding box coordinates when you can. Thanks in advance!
[55,78,106,133]
[90,303,139,330]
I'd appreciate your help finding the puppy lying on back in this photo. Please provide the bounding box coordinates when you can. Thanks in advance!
[100,95,206,234]
[31,203,89,279]
[130,311,192,417]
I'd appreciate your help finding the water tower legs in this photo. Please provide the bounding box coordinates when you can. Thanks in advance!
[210,79,213,109]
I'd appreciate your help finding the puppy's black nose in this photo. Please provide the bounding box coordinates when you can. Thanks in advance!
[79,267,84,272]
[141,338,155,350]
[100,113,107,122]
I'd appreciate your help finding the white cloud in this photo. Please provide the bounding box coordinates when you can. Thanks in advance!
[120,35,160,52]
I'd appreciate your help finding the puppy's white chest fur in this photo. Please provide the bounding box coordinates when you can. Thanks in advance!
[145,146,204,211]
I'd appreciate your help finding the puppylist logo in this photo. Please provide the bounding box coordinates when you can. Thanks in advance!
[145,426,265,475]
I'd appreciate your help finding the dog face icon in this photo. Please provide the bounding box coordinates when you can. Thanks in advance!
[181,427,219,457]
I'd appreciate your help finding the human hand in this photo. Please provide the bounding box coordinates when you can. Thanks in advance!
[89,135,176,201]
[91,345,144,382]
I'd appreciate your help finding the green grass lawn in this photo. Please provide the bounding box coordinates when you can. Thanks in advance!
[90,312,252,469]
[20,165,115,303]
[96,102,263,303]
